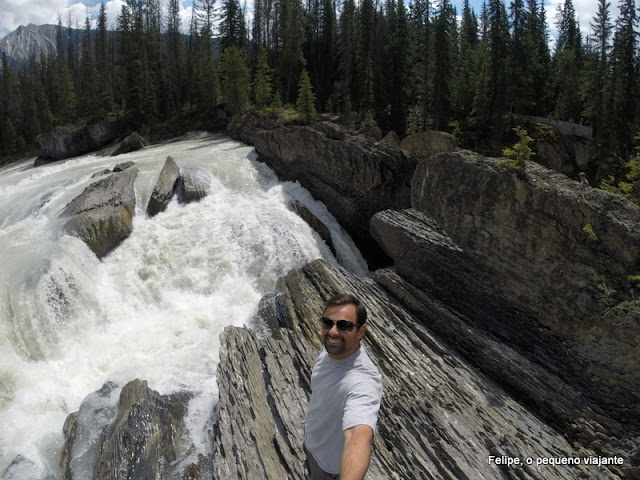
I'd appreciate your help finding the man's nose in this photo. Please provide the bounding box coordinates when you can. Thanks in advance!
[328,323,341,335]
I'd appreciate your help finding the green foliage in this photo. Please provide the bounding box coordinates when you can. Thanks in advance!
[254,44,273,108]
[615,299,640,314]
[499,127,535,173]
[220,45,250,116]
[270,91,284,117]
[583,224,597,240]
[628,275,640,288]
[598,133,640,204]
[296,69,316,124]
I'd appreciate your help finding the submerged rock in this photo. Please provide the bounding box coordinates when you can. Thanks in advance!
[179,167,211,203]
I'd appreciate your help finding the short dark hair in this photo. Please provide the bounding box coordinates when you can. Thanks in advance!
[324,293,367,325]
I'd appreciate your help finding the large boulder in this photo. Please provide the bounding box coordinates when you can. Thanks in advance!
[400,130,458,156]
[60,380,191,480]
[402,150,640,425]
[179,167,211,203]
[235,124,417,267]
[36,119,124,164]
[147,156,180,216]
[110,132,147,157]
[63,166,138,258]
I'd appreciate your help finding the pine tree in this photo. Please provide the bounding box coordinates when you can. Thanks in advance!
[608,0,638,160]
[583,0,612,145]
[220,45,250,115]
[509,0,533,113]
[96,3,114,115]
[553,0,583,121]
[254,44,273,107]
[337,0,356,113]
[432,0,456,130]
[388,0,409,135]
[279,0,306,103]
[356,0,375,116]
[219,0,246,50]
[79,15,99,118]
[524,0,551,114]
[167,0,184,112]
[0,53,22,155]
[473,0,510,132]
[455,0,479,120]
[296,69,317,123]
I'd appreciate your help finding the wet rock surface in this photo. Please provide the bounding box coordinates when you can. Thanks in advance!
[62,166,138,258]
[235,122,417,267]
[147,156,181,216]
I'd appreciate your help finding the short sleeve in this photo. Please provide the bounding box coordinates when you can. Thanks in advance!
[342,381,382,433]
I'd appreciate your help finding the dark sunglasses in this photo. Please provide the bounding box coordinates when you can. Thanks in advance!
[320,316,362,332]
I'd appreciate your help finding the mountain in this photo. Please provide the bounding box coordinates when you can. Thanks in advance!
[0,23,85,71]
[0,24,57,70]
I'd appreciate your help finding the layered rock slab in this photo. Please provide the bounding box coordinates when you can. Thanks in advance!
[407,151,640,425]
[212,259,626,479]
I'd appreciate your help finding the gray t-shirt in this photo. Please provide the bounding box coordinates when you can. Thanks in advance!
[304,345,383,475]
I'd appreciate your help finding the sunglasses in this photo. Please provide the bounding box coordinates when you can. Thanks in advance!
[320,316,362,332]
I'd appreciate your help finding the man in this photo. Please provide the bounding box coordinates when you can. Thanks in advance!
[304,293,383,480]
[579,172,590,186]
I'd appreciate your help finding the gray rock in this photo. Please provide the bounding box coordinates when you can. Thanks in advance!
[290,200,336,256]
[36,120,123,164]
[62,167,138,258]
[93,380,189,480]
[147,156,180,216]
[110,132,147,157]
[357,125,383,141]
[211,259,631,479]
[179,167,210,203]
[400,130,458,156]
[113,161,135,172]
[380,130,401,148]
[407,150,640,424]
[237,124,417,267]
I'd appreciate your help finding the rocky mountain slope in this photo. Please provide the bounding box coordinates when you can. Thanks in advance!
[14,121,637,479]
[0,24,60,70]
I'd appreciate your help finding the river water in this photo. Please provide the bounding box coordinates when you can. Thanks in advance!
[0,134,367,479]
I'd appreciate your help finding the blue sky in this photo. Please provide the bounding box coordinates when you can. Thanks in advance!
[0,0,606,46]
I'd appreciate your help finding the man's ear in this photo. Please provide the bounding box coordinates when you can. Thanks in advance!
[357,323,367,340]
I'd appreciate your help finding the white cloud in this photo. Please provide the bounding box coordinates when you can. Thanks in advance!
[0,0,193,38]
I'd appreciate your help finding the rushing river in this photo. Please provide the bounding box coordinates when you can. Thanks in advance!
[0,134,368,479]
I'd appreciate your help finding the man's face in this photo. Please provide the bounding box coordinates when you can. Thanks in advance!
[321,303,367,360]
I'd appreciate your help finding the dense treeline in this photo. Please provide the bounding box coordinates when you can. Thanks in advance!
[1,0,639,187]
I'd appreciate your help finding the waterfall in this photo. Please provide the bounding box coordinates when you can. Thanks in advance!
[0,134,368,479]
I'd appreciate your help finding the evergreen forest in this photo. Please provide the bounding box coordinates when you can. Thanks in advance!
[1,0,640,195]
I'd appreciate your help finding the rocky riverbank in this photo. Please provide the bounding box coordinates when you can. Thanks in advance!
[33,120,640,479]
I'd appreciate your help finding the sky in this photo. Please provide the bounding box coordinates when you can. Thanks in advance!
[0,0,613,46]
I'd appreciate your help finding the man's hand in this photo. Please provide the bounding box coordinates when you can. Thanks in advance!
[340,424,374,480]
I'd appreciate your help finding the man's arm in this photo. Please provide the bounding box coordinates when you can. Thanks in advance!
[340,424,374,480]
